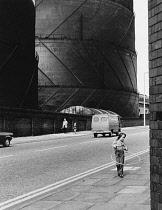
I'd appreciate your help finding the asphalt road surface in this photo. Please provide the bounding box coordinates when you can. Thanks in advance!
[0,126,149,203]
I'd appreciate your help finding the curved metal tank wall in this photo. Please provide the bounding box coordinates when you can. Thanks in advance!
[36,0,138,117]
[0,0,38,109]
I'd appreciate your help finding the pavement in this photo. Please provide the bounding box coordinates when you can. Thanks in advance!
[6,126,151,210]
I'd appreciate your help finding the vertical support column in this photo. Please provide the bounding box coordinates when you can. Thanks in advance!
[31,118,34,136]
[53,120,56,134]
[149,1,162,209]
[3,116,5,131]
[80,13,83,40]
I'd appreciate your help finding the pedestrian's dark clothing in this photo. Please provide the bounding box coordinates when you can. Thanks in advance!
[73,123,77,134]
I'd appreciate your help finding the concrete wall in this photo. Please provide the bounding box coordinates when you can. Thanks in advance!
[149,0,162,209]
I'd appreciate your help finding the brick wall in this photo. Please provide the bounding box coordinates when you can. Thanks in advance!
[149,0,162,209]
[0,106,148,138]
[0,107,92,137]
[121,116,149,127]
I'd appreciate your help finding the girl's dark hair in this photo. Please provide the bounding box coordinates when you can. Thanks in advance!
[117,132,126,140]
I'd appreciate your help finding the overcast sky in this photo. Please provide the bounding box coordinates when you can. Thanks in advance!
[134,0,149,96]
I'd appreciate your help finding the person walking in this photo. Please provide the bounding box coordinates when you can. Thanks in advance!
[112,133,128,178]
[73,122,77,134]
[62,118,68,133]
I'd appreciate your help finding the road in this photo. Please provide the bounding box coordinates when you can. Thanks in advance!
[0,126,149,203]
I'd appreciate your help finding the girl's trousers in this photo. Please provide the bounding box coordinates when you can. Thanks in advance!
[115,150,124,175]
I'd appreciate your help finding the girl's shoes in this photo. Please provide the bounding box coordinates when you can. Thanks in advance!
[117,173,123,178]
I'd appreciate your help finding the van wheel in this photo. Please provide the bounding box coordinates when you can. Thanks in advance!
[94,133,97,138]
[3,138,10,147]
[109,132,112,137]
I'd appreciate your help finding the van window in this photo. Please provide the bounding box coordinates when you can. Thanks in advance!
[93,117,99,122]
[101,117,107,122]
[110,116,117,122]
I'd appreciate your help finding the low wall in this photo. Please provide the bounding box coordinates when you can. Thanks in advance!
[0,107,149,137]
[121,115,149,127]
[0,107,92,137]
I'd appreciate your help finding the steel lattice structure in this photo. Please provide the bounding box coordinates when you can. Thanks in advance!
[36,0,138,117]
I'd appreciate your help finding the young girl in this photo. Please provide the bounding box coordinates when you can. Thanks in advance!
[112,133,128,178]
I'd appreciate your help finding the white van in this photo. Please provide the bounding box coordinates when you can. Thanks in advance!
[91,113,121,137]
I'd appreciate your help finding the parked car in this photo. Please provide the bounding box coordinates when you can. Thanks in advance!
[0,132,13,147]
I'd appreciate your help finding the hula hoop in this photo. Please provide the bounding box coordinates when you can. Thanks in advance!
[111,148,141,166]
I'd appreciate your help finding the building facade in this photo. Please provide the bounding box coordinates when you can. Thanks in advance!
[139,94,149,116]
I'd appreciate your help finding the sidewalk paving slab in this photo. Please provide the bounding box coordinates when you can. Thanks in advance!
[18,151,150,210]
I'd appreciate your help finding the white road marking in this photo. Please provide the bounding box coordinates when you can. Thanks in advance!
[0,155,14,159]
[0,148,149,210]
[112,167,140,171]
[36,145,67,152]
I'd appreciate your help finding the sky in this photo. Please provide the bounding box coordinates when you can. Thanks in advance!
[134,0,149,96]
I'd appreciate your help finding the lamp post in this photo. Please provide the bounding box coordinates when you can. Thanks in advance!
[144,71,149,126]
